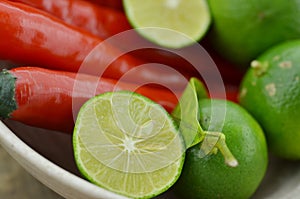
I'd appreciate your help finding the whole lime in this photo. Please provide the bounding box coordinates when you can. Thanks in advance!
[207,0,300,66]
[239,40,300,159]
[173,99,268,199]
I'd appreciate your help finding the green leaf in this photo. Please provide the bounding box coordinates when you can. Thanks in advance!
[172,77,208,149]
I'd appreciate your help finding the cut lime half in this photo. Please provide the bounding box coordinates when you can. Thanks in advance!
[73,91,185,198]
[123,0,211,48]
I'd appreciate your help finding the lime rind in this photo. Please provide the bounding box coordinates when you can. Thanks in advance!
[239,40,300,159]
[123,0,211,48]
[73,91,185,198]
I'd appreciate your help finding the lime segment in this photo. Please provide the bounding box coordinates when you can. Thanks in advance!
[123,0,211,48]
[73,91,185,198]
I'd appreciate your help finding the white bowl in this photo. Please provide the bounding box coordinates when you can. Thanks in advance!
[0,120,127,199]
[1,119,300,199]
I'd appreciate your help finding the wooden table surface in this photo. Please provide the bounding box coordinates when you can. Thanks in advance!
[0,145,63,199]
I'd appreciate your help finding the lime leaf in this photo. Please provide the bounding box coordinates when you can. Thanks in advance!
[172,77,208,148]
[172,78,238,167]
[73,91,185,198]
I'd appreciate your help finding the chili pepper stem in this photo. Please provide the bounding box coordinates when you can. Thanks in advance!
[0,69,17,118]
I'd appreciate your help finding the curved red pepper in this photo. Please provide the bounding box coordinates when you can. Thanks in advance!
[0,0,188,90]
[0,66,237,132]
[8,0,201,78]
[200,39,245,85]
[87,0,123,10]
[209,84,239,103]
[9,0,131,39]
[0,67,179,133]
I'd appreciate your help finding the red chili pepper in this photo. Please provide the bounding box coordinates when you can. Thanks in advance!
[0,0,188,90]
[8,0,246,86]
[87,0,123,10]
[200,39,245,85]
[0,67,179,133]
[9,0,131,39]
[209,84,239,103]
[8,0,204,78]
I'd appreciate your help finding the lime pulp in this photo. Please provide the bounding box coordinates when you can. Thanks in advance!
[73,91,185,198]
[123,0,211,48]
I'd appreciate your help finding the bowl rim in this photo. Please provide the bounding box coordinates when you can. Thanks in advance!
[0,121,128,199]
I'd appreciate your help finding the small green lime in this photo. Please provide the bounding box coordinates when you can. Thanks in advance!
[173,99,268,199]
[123,0,211,48]
[73,91,185,198]
[239,40,300,159]
[207,0,300,66]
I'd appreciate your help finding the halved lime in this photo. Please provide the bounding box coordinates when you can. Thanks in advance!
[73,91,185,198]
[123,0,211,48]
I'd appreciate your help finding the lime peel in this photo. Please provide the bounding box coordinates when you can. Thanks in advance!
[251,60,269,76]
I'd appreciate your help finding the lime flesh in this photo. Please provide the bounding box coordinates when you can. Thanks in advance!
[73,91,185,198]
[123,0,211,48]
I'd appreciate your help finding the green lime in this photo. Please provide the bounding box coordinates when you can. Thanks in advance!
[239,40,300,159]
[173,99,268,199]
[207,0,300,66]
[73,91,185,198]
[123,0,211,48]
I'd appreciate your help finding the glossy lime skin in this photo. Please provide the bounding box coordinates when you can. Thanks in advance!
[208,0,300,66]
[239,40,300,159]
[173,99,268,199]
